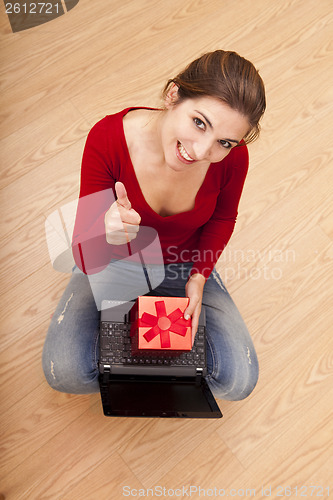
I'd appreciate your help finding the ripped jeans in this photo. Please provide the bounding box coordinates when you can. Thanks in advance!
[42,262,259,401]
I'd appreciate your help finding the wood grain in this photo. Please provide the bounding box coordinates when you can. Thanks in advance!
[1,0,332,498]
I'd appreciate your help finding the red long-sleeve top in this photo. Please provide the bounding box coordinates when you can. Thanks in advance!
[72,107,249,279]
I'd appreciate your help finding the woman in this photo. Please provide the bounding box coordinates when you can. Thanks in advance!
[42,50,266,400]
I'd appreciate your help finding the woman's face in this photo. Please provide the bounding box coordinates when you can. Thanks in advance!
[160,89,251,172]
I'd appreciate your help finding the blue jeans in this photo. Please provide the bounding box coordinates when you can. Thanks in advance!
[42,262,259,401]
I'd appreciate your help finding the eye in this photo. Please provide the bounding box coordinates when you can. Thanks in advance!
[219,140,232,149]
[193,117,205,130]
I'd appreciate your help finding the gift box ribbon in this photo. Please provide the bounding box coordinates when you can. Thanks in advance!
[138,300,190,348]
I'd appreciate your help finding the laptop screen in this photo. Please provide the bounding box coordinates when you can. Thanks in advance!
[102,377,221,418]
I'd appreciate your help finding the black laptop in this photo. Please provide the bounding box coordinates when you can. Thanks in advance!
[98,299,222,418]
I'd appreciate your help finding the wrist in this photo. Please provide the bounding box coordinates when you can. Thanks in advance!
[187,273,206,286]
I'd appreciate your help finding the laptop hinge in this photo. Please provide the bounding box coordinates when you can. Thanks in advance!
[195,367,203,386]
[102,365,111,383]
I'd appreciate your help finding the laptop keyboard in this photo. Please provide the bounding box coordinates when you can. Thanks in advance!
[99,322,206,369]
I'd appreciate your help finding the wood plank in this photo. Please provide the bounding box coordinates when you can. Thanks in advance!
[158,390,333,497]
[1,138,83,240]
[1,0,332,496]
[0,0,226,138]
[2,414,217,498]
[319,206,333,241]
[1,406,150,498]
[218,147,333,294]
[245,409,333,495]
[221,226,332,356]
[117,418,219,488]
[0,101,89,190]
[63,452,145,500]
[215,295,333,468]
[0,383,99,476]
[150,431,245,494]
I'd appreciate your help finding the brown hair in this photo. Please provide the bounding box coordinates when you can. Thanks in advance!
[163,50,266,144]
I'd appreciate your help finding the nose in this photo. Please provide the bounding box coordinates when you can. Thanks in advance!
[193,139,213,161]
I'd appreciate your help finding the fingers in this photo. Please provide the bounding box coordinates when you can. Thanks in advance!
[115,181,131,210]
[105,182,141,245]
[184,274,205,320]
[105,228,138,244]
[185,274,205,346]
[184,297,201,346]
[184,298,196,321]
[105,214,140,244]
[119,206,141,226]
[191,307,201,346]
[115,182,141,224]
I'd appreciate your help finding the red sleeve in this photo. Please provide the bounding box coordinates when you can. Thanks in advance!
[71,116,128,274]
[190,144,249,280]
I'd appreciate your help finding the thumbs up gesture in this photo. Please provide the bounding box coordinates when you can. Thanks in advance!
[104,182,141,245]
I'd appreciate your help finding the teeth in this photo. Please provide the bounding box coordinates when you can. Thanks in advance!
[178,142,194,161]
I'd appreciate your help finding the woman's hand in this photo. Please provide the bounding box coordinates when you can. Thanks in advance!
[184,273,206,346]
[104,182,141,245]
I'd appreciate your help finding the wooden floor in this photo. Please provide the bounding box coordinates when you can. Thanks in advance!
[1,0,332,498]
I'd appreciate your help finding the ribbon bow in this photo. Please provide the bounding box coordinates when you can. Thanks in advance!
[139,300,190,348]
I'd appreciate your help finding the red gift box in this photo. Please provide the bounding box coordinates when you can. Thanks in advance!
[130,296,192,354]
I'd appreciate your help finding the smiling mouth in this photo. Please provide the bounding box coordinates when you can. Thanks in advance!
[177,141,195,163]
